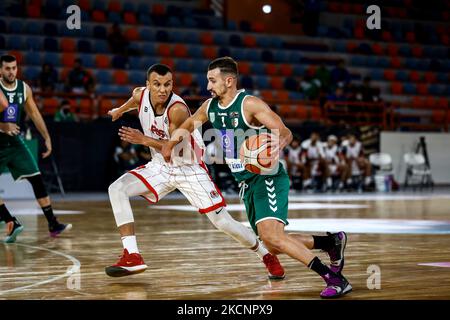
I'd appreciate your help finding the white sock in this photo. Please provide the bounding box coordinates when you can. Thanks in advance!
[304,179,312,187]
[121,235,139,254]
[327,177,332,187]
[253,239,269,259]
[365,176,372,185]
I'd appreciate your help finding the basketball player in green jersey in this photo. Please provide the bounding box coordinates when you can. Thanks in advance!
[162,57,352,298]
[0,55,71,242]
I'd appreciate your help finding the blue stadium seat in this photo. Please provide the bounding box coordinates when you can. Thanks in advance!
[79,54,94,68]
[370,69,384,81]
[254,76,269,89]
[429,84,444,95]
[399,45,411,57]
[261,50,274,63]
[270,37,283,49]
[213,33,227,46]
[43,38,58,51]
[284,77,298,91]
[96,70,112,84]
[292,65,305,76]
[129,57,141,70]
[0,20,6,34]
[9,20,23,33]
[245,49,260,62]
[377,57,390,68]
[139,28,155,41]
[396,71,408,81]
[231,48,246,61]
[241,75,254,89]
[227,20,237,31]
[251,63,265,75]
[218,47,231,57]
[25,52,41,66]
[123,2,136,12]
[42,53,59,65]
[93,26,107,39]
[25,21,42,35]
[93,0,106,10]
[210,19,223,30]
[23,67,40,81]
[43,23,58,37]
[193,73,208,89]
[274,51,289,63]
[183,17,198,29]
[256,37,271,48]
[138,13,152,25]
[78,40,92,53]
[351,55,367,66]
[437,73,448,83]
[96,84,115,94]
[142,43,156,55]
[139,57,157,69]
[170,31,184,43]
[175,59,192,72]
[403,83,416,94]
[184,32,200,44]
[187,46,202,58]
[229,34,242,47]
[333,42,346,53]
[155,30,169,42]
[0,36,5,49]
[288,52,302,64]
[167,17,181,28]
[93,40,109,53]
[108,12,122,24]
[288,91,304,100]
[7,37,23,50]
[129,71,145,85]
[137,3,150,13]
[112,55,127,69]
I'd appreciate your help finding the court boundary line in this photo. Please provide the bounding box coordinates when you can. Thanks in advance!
[0,243,80,296]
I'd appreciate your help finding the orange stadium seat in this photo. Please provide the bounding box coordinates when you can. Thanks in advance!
[243,35,257,48]
[310,107,322,120]
[295,105,308,119]
[276,90,290,102]
[417,84,428,95]
[354,27,365,39]
[124,12,137,25]
[411,46,423,58]
[113,70,128,85]
[92,10,107,23]
[381,31,393,42]
[383,70,396,81]
[423,72,437,83]
[30,0,42,6]
[108,0,121,12]
[432,110,445,123]
[27,5,40,18]
[78,99,93,117]
[412,96,424,108]
[79,0,90,11]
[425,96,436,108]
[251,22,265,33]
[346,42,358,53]
[99,99,114,116]
[172,44,188,58]
[238,62,250,75]
[8,51,23,64]
[61,53,76,68]
[260,90,274,101]
[157,44,172,57]
[202,46,217,59]
[60,68,70,80]
[278,104,292,118]
[124,28,139,41]
[437,97,449,108]
[200,32,214,45]
[60,38,76,52]
[270,77,284,90]
[42,97,59,115]
[279,64,293,77]
[152,4,166,15]
[372,43,384,55]
[391,57,402,68]
[387,44,399,56]
[391,82,403,94]
[265,64,277,76]
[160,58,175,70]
[409,71,421,82]
[95,55,110,69]
[405,32,415,43]
[178,73,193,86]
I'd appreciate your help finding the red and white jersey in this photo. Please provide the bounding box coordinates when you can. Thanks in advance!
[323,144,339,164]
[301,139,325,160]
[138,89,205,166]
[341,141,363,159]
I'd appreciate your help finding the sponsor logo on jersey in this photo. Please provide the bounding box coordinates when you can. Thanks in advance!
[144,106,148,112]
[210,190,219,199]
[231,118,239,128]
[151,123,167,139]
[230,112,239,118]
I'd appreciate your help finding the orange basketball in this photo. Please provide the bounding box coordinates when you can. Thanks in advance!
[239,133,279,174]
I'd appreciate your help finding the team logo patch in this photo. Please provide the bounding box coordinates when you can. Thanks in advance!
[209,112,215,123]
[231,118,239,128]
[144,106,148,112]
[210,190,220,199]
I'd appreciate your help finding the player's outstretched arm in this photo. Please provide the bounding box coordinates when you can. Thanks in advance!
[161,100,209,162]
[108,87,143,121]
[0,90,7,111]
[245,96,293,151]
[24,83,52,158]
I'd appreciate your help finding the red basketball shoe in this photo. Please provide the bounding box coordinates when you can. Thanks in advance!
[105,249,148,277]
[263,253,285,280]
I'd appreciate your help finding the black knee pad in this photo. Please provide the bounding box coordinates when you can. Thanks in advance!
[26,175,48,199]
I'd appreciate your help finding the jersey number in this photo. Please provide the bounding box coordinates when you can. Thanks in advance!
[221,116,226,127]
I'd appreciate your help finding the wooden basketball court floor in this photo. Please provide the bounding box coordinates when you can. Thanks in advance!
[1,191,450,300]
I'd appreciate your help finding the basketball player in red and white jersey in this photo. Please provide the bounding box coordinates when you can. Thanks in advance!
[105,64,284,279]
[340,133,372,187]
[323,135,347,190]
[300,132,328,189]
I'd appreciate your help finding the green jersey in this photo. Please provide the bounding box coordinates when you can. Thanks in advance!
[206,89,283,182]
[0,79,27,147]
